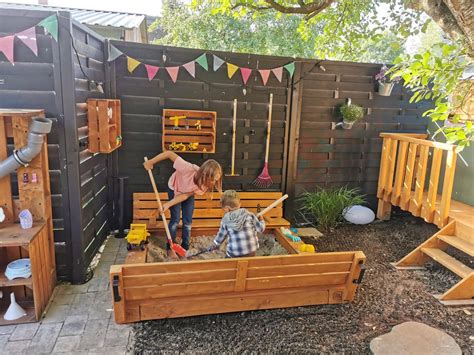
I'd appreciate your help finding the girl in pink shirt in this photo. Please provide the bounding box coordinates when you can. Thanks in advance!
[144,151,222,257]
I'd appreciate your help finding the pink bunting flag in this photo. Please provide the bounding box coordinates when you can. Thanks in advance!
[240,67,252,85]
[0,35,15,63]
[272,67,283,83]
[16,27,37,56]
[259,69,271,86]
[145,64,159,81]
[166,66,180,83]
[182,61,195,78]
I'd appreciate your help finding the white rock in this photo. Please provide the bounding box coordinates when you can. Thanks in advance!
[343,205,375,225]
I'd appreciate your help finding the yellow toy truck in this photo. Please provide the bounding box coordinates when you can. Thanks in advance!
[125,224,150,251]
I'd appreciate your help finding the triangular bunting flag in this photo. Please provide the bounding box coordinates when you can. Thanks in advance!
[0,36,15,63]
[16,27,37,56]
[213,55,224,71]
[182,61,195,78]
[284,62,295,78]
[195,53,208,71]
[240,67,252,85]
[108,45,123,62]
[227,63,239,79]
[259,69,271,86]
[127,56,141,73]
[38,14,58,41]
[272,67,283,82]
[145,64,159,81]
[166,66,180,83]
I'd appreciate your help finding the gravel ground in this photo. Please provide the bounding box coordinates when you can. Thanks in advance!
[131,211,473,354]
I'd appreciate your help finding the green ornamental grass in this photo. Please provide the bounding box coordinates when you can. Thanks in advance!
[298,186,366,231]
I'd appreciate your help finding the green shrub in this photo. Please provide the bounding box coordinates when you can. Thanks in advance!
[298,186,366,231]
[340,104,364,123]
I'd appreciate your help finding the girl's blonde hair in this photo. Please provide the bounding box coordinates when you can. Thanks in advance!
[194,159,222,194]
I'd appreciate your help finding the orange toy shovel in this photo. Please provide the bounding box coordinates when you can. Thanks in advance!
[144,157,187,258]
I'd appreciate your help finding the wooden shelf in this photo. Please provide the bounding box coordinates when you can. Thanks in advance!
[162,109,217,154]
[0,224,45,248]
[0,266,33,288]
[0,301,36,326]
[87,99,122,153]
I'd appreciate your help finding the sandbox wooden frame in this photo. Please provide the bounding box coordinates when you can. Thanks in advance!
[110,228,366,324]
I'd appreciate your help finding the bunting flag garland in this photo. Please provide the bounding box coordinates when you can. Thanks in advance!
[213,54,224,71]
[166,66,180,83]
[16,27,37,56]
[195,53,208,71]
[227,63,239,79]
[284,62,295,78]
[145,64,159,81]
[272,67,283,82]
[38,14,58,41]
[108,45,123,62]
[0,36,15,63]
[182,61,196,78]
[259,69,271,86]
[240,67,252,85]
[127,57,141,73]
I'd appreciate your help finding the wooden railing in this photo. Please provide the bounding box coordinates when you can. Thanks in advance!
[376,133,458,228]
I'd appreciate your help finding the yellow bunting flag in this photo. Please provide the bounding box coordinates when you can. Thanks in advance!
[227,63,239,79]
[127,56,141,73]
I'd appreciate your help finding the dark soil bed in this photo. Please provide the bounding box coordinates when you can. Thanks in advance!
[131,211,473,354]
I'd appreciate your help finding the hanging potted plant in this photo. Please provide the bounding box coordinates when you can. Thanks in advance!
[339,99,364,129]
[375,65,401,96]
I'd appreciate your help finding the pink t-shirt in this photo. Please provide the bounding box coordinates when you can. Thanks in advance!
[168,157,207,196]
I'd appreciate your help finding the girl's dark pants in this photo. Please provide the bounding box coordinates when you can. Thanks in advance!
[167,187,194,250]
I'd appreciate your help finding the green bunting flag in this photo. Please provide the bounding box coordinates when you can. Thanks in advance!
[284,62,295,78]
[38,14,58,41]
[195,53,208,71]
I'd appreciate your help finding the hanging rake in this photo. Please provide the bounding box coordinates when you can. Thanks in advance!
[253,93,273,188]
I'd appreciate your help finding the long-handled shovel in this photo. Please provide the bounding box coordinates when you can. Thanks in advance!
[144,157,187,258]
[225,99,239,177]
[253,93,273,188]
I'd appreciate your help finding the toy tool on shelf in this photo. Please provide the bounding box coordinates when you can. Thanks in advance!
[254,93,274,188]
[226,99,239,176]
[144,157,186,258]
[170,115,186,130]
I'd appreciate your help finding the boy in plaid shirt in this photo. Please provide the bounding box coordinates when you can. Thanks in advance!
[210,190,265,258]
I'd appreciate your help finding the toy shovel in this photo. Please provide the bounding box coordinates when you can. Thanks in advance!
[144,157,187,258]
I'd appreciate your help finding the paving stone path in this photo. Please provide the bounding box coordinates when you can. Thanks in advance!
[0,237,131,354]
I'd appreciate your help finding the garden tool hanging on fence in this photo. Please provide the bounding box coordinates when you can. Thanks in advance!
[226,99,239,176]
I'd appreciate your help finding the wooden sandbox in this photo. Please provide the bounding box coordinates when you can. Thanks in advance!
[110,192,366,324]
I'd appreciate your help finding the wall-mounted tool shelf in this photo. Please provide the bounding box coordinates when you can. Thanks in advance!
[162,109,217,154]
[87,99,122,153]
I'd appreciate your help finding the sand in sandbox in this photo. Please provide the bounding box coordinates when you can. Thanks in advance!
[147,234,288,262]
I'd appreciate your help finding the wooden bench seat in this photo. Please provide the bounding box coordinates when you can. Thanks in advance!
[133,191,291,233]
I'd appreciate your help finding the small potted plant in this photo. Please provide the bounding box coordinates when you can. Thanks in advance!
[339,99,364,129]
[375,64,400,96]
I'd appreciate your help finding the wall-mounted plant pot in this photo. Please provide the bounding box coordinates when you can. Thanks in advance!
[378,82,394,96]
[341,120,355,129]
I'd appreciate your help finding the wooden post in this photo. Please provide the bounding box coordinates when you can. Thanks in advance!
[0,117,13,223]
[437,149,457,227]
[410,145,429,217]
[110,265,126,324]
[423,148,443,223]
[391,141,409,206]
[377,137,391,198]
[400,143,418,210]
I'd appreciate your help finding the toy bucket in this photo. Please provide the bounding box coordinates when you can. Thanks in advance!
[19,209,33,229]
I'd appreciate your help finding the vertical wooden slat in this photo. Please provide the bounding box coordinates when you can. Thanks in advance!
[88,99,99,152]
[400,143,418,210]
[423,148,443,223]
[377,137,391,198]
[383,139,399,201]
[98,100,109,152]
[410,145,430,216]
[437,149,457,227]
[110,265,127,324]
[234,260,249,292]
[0,115,14,223]
[391,141,409,206]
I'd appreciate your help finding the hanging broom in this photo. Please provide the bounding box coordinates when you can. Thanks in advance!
[253,93,273,188]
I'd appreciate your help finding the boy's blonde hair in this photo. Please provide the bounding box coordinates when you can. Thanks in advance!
[220,190,240,209]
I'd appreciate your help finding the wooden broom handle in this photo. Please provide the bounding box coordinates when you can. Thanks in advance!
[231,99,237,175]
[144,157,173,244]
[264,93,273,163]
[256,194,288,218]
